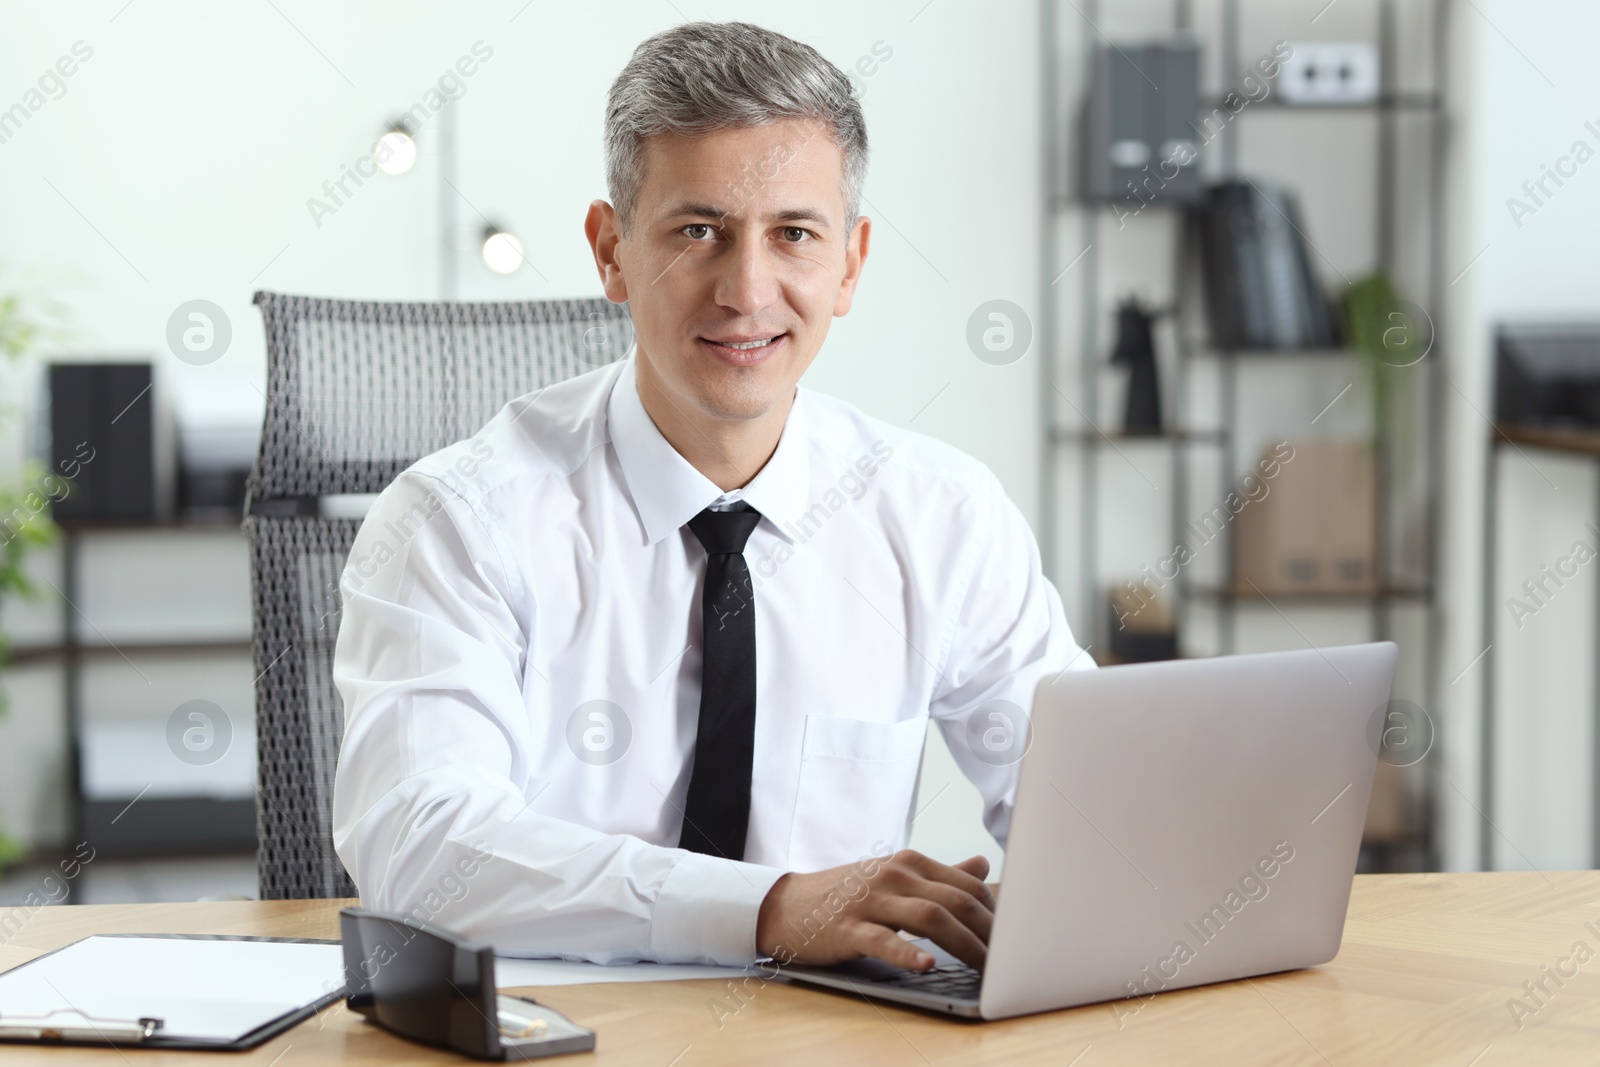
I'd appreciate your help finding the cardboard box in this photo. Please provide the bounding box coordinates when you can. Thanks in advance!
[1107,586,1177,662]
[1232,439,1378,596]
[1363,760,1411,843]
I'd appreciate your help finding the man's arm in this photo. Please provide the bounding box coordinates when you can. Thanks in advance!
[927,472,1096,848]
[331,470,784,965]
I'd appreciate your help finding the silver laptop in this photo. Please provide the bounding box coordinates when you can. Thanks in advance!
[784,642,1398,1020]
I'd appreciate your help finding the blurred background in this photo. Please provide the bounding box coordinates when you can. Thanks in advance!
[0,0,1595,907]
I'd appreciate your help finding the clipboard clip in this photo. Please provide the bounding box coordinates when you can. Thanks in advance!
[0,1009,163,1043]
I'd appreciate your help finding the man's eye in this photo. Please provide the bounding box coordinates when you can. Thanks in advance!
[781,227,812,243]
[682,224,715,240]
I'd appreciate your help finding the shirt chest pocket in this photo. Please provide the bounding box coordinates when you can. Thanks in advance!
[786,713,928,873]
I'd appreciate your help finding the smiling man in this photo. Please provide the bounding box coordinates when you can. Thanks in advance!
[332,21,1091,975]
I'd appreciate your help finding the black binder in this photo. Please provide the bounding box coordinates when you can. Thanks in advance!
[1197,179,1338,351]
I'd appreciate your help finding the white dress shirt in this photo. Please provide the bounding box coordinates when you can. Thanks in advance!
[332,352,1092,966]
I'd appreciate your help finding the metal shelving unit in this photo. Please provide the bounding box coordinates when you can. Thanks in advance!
[11,519,257,859]
[1040,0,1449,869]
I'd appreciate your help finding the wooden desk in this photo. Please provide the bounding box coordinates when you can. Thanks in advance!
[5,873,1600,1065]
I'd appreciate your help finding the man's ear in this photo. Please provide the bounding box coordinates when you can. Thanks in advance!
[833,215,871,317]
[585,199,630,304]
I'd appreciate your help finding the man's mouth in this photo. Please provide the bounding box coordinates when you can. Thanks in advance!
[699,332,788,364]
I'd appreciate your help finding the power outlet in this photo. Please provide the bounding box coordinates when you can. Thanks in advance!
[1278,41,1380,105]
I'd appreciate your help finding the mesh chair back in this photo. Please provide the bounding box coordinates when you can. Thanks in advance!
[247,291,633,899]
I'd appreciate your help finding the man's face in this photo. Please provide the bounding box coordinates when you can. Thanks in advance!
[587,118,869,425]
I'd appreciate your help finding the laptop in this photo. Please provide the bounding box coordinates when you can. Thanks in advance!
[783,642,1398,1020]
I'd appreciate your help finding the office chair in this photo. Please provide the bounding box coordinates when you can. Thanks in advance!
[246,291,635,899]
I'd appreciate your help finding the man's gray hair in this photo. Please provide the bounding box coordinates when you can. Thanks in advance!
[604,21,868,238]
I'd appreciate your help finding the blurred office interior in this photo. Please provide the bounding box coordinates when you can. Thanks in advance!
[0,0,1596,905]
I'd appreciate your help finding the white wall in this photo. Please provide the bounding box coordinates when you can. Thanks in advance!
[1438,0,1600,871]
[0,0,1045,867]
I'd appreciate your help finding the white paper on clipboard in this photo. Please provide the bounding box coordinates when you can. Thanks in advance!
[0,935,344,1044]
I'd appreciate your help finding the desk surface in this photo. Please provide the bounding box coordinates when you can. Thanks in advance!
[3,873,1599,1065]
[1493,421,1600,456]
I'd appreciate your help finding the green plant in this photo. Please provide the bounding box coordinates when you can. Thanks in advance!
[1343,271,1425,459]
[0,471,59,688]
[0,289,64,873]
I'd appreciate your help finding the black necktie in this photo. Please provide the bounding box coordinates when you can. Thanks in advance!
[678,503,762,860]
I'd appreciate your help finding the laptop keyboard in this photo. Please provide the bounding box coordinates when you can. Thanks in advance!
[872,963,983,999]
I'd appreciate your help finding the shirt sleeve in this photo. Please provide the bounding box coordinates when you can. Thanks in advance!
[330,470,785,965]
[926,472,1096,849]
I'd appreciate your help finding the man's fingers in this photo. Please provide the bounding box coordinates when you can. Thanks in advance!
[875,895,989,971]
[904,875,994,944]
[952,856,995,908]
[953,854,991,881]
[895,851,996,912]
[851,922,935,971]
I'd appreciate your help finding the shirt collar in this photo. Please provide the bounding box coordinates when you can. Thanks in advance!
[608,351,811,546]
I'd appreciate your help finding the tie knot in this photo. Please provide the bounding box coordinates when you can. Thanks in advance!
[687,505,762,556]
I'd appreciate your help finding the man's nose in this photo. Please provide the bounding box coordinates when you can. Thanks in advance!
[712,236,780,319]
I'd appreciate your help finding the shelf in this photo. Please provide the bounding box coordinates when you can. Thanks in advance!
[58,516,244,534]
[1049,426,1226,445]
[1183,583,1432,604]
[1491,422,1600,457]
[7,637,254,666]
[1192,345,1355,359]
[1047,195,1195,213]
[81,795,256,859]
[1211,92,1443,113]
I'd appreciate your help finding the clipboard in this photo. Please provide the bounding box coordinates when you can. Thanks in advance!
[0,932,345,1050]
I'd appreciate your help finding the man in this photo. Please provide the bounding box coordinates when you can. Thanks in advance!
[332,20,1091,974]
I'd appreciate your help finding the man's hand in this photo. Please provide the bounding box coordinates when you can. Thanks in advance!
[756,850,995,972]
